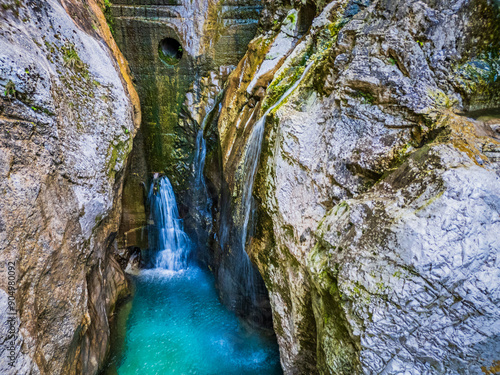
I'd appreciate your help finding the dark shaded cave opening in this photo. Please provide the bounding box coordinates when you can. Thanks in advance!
[158,37,183,66]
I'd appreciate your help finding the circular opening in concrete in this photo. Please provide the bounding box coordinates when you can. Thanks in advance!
[158,37,183,66]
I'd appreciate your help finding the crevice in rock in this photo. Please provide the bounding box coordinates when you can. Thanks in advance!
[296,0,317,36]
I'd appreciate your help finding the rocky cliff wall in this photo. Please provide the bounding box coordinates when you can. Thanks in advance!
[0,1,140,374]
[110,0,276,325]
[216,0,500,373]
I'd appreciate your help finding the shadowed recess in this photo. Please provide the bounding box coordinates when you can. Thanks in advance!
[158,37,183,66]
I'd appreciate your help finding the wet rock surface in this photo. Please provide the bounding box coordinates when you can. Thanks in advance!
[215,0,500,373]
[0,1,139,374]
[111,0,261,199]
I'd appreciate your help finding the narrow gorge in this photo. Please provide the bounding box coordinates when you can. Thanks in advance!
[0,0,499,374]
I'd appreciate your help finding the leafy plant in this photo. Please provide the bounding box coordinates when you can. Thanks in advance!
[62,44,85,71]
[4,80,16,99]
[286,12,296,24]
[103,0,116,37]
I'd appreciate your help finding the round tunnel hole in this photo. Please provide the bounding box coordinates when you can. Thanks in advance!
[158,37,183,66]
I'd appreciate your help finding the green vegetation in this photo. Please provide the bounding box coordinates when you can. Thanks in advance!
[1,0,21,11]
[428,89,457,109]
[262,65,307,112]
[158,47,180,66]
[453,52,500,107]
[261,39,315,112]
[29,105,55,116]
[353,90,375,105]
[3,80,16,99]
[103,0,116,37]
[2,78,54,115]
[334,201,349,216]
[62,43,85,71]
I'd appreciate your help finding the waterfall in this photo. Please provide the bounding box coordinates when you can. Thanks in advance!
[238,61,315,300]
[194,130,208,193]
[191,101,223,264]
[193,129,211,220]
[192,102,218,224]
[148,176,190,271]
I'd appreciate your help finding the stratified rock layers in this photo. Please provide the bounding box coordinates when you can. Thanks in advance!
[216,0,500,373]
[0,1,139,374]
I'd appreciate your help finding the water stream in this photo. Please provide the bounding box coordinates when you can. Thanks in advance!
[190,101,222,259]
[236,61,315,303]
[148,177,191,270]
[240,61,314,250]
[103,177,282,374]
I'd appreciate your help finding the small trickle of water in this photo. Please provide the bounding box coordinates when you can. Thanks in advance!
[237,61,315,301]
[191,100,225,266]
[148,176,190,270]
[194,130,208,192]
[193,129,212,224]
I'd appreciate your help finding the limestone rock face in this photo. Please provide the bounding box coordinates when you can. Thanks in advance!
[216,0,500,373]
[0,1,139,374]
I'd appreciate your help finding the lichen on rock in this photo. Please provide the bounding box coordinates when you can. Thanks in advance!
[0,1,139,374]
[216,0,500,373]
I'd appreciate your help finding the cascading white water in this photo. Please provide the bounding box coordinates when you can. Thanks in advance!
[238,62,315,299]
[192,102,222,247]
[194,130,208,191]
[148,176,190,271]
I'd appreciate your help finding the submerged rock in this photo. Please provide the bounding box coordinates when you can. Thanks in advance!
[0,1,139,374]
